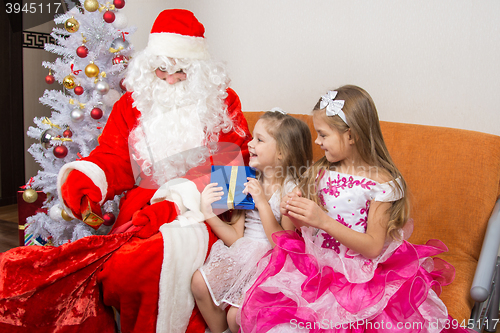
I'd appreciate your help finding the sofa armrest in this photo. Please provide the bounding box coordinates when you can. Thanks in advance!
[470,198,500,301]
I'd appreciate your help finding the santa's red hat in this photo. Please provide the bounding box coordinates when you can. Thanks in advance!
[146,9,209,60]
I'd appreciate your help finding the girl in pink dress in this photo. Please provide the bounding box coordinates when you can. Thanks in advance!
[240,85,471,333]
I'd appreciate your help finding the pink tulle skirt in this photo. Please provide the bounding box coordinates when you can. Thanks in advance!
[240,229,471,333]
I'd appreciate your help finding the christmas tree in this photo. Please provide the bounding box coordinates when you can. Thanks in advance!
[23,0,135,246]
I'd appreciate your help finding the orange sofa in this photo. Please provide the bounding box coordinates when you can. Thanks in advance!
[243,111,500,322]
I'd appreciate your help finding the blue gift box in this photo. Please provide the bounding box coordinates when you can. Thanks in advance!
[210,165,256,210]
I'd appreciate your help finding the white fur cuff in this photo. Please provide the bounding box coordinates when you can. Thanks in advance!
[146,33,209,60]
[156,220,209,333]
[57,161,108,218]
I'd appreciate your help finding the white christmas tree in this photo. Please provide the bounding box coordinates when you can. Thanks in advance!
[23,0,135,246]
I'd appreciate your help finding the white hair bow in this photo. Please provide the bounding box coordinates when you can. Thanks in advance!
[320,91,348,125]
[270,107,287,115]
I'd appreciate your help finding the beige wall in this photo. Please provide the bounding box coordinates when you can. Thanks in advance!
[24,21,57,182]
[121,0,500,136]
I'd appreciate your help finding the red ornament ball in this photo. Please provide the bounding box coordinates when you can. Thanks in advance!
[103,212,116,226]
[45,74,55,84]
[113,0,125,9]
[103,11,115,23]
[119,78,126,91]
[74,86,84,95]
[91,107,103,119]
[112,55,128,65]
[63,129,73,138]
[76,45,88,58]
[53,145,68,158]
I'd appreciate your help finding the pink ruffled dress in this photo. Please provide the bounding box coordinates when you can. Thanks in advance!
[240,170,469,333]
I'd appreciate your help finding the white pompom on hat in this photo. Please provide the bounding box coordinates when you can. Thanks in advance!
[145,9,209,60]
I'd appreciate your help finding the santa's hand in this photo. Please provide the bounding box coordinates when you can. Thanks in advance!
[201,183,224,219]
[131,200,179,239]
[61,170,102,220]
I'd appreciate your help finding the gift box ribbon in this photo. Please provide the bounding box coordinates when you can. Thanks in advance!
[227,166,239,209]
[210,165,255,210]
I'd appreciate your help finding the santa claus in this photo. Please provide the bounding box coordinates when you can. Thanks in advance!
[0,9,250,333]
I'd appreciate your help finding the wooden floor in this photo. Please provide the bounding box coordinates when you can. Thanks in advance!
[0,204,19,223]
[0,204,20,252]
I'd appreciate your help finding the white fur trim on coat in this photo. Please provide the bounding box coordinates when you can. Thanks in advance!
[146,33,209,60]
[57,161,108,218]
[155,178,209,333]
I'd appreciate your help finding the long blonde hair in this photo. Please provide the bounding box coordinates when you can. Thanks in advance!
[227,111,313,225]
[298,85,410,239]
[259,111,313,191]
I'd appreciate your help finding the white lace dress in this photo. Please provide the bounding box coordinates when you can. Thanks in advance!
[199,180,296,308]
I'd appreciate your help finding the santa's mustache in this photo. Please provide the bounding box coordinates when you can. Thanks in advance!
[129,99,209,186]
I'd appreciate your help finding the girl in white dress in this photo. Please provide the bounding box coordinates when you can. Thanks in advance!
[191,109,313,333]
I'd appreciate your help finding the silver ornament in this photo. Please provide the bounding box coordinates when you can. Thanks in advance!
[70,109,85,122]
[102,89,121,106]
[40,128,57,149]
[96,80,110,95]
[109,37,129,53]
[112,12,128,29]
[49,205,65,222]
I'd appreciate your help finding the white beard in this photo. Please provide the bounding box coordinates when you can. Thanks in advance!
[129,80,211,188]
[124,53,238,188]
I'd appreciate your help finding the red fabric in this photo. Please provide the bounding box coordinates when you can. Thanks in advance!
[97,215,220,333]
[84,92,140,210]
[61,170,102,219]
[0,201,217,333]
[17,191,47,246]
[150,9,205,37]
[114,187,157,231]
[131,200,180,238]
[0,233,133,332]
[57,88,250,332]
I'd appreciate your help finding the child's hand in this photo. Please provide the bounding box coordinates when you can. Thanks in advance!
[281,191,305,228]
[243,177,266,208]
[284,196,328,230]
[201,183,224,219]
[280,190,302,216]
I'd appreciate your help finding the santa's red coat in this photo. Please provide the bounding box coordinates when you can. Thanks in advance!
[0,89,251,333]
[60,89,250,230]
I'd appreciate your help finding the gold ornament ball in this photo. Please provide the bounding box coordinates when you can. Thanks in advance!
[85,63,99,77]
[23,189,38,203]
[61,209,73,221]
[63,75,76,89]
[64,17,80,33]
[84,0,99,12]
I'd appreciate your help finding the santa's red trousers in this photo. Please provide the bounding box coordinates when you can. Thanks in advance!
[98,228,218,333]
